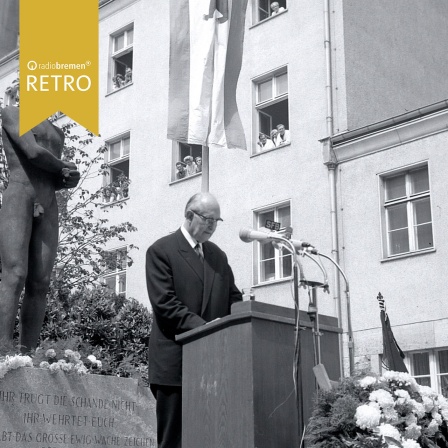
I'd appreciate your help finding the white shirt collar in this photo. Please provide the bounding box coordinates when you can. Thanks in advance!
[181,224,201,250]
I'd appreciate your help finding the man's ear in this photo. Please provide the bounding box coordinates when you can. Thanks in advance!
[185,210,194,221]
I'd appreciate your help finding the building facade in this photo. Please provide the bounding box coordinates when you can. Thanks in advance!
[324,102,448,393]
[1,0,447,389]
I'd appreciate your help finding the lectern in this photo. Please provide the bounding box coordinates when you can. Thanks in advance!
[176,301,341,448]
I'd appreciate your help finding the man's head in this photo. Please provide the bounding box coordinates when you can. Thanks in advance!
[259,133,267,144]
[271,2,279,12]
[184,193,222,243]
[176,162,185,172]
[276,124,285,136]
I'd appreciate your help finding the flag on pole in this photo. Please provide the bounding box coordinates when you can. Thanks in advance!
[377,292,408,373]
[167,0,248,150]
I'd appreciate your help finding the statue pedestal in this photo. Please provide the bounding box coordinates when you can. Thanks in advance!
[0,368,156,448]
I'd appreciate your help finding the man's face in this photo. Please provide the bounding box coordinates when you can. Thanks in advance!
[176,164,183,172]
[277,125,285,136]
[260,134,267,144]
[188,202,221,243]
[272,2,279,12]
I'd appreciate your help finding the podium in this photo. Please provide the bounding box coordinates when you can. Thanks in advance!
[176,301,341,448]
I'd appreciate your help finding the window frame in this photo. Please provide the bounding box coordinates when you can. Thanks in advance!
[103,132,130,204]
[252,201,292,285]
[379,162,434,259]
[109,23,134,92]
[171,141,203,183]
[404,348,448,397]
[101,246,128,297]
[252,67,289,155]
[252,0,288,25]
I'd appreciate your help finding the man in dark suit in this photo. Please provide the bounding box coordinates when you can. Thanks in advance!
[146,192,242,448]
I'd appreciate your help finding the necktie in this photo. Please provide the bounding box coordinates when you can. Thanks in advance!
[194,243,204,263]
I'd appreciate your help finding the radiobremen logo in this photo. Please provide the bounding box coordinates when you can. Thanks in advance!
[20,0,99,135]
[26,60,93,92]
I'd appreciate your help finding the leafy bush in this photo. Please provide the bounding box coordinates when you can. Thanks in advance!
[38,287,152,383]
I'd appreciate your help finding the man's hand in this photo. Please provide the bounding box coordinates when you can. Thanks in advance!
[60,162,80,188]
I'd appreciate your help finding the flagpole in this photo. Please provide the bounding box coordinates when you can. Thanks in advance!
[377,292,408,373]
[201,146,209,193]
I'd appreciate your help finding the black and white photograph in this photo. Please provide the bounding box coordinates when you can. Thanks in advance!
[1,1,448,447]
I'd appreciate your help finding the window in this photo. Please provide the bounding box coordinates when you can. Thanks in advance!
[103,134,130,203]
[172,142,203,182]
[102,247,127,297]
[253,69,289,153]
[254,203,292,284]
[405,349,448,397]
[255,0,287,22]
[381,164,433,257]
[110,25,133,90]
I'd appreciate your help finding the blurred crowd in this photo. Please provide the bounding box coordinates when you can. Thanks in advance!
[175,156,202,180]
[257,123,290,151]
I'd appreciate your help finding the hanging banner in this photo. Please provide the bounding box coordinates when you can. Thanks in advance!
[19,0,99,135]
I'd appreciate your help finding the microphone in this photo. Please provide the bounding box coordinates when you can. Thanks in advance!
[289,239,312,250]
[239,227,284,243]
[239,228,313,250]
[304,246,319,255]
[272,239,312,252]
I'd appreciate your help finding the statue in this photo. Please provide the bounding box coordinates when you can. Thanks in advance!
[0,105,80,353]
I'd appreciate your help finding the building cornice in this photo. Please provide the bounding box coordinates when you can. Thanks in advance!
[0,49,19,80]
[322,100,448,165]
[99,0,140,20]
[0,49,19,69]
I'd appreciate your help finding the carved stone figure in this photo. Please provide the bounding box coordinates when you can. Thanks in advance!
[0,106,80,353]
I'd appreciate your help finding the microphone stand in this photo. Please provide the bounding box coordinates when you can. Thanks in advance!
[270,236,305,442]
[270,236,354,437]
[300,252,330,372]
[270,236,308,442]
[311,251,354,375]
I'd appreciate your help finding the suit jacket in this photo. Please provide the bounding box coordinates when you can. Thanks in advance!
[146,228,242,386]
